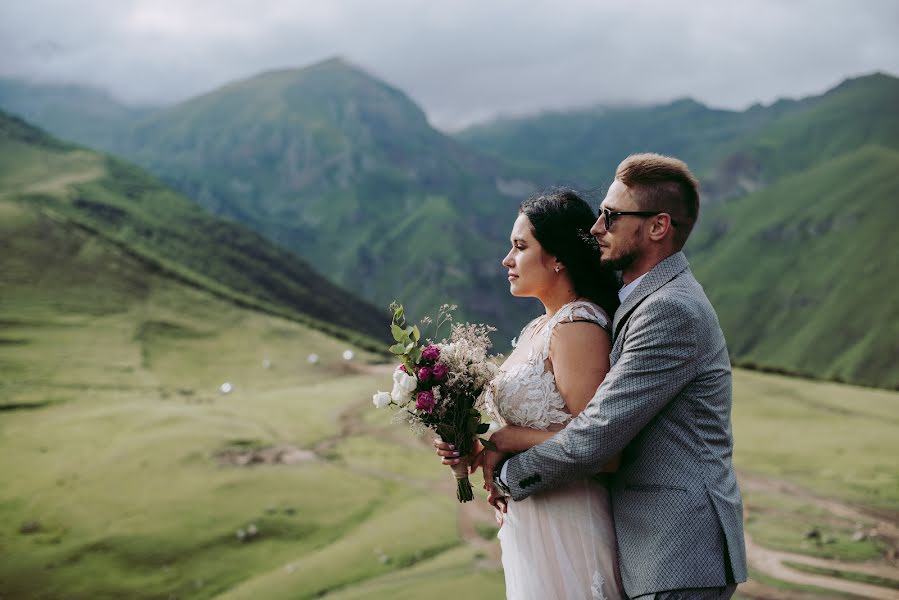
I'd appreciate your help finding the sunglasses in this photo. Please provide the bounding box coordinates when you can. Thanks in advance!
[599,207,679,230]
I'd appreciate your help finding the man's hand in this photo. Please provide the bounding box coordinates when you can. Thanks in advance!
[480,447,506,494]
[488,484,508,518]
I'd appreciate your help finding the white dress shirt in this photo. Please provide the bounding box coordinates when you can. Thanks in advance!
[617,272,647,303]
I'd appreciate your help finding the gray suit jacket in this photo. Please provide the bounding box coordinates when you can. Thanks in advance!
[504,252,747,597]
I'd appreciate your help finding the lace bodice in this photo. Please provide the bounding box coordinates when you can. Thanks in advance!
[485,301,610,431]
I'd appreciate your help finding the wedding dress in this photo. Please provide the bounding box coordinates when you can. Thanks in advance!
[485,300,625,600]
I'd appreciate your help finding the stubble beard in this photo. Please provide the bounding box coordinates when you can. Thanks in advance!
[600,244,640,272]
[601,252,636,272]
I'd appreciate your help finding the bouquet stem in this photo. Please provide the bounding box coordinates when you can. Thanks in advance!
[450,459,474,503]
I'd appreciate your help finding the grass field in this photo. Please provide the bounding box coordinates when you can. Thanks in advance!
[2,282,897,598]
[732,368,899,509]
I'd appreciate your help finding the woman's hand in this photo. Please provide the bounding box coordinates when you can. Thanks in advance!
[434,437,485,475]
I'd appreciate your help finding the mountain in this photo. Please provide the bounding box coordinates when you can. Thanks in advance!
[0,111,386,349]
[0,78,152,151]
[113,58,536,337]
[3,66,897,388]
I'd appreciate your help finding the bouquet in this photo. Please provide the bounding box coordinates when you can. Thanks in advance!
[372,303,498,502]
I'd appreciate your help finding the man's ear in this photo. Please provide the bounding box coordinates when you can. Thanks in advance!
[648,214,675,242]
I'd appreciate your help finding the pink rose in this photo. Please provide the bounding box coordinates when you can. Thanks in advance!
[396,364,409,375]
[415,390,436,414]
[431,363,448,382]
[421,345,440,362]
[418,367,433,383]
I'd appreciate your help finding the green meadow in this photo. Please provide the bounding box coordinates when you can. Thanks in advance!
[2,284,897,598]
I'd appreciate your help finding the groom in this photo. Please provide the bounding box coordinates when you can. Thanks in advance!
[492,153,747,598]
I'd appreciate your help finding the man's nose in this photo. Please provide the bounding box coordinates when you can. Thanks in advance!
[590,215,605,236]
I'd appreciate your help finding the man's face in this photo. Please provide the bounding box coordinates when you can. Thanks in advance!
[590,179,645,272]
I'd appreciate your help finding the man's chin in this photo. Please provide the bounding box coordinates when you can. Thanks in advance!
[601,253,636,272]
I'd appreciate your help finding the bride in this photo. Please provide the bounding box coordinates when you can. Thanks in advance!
[436,188,625,599]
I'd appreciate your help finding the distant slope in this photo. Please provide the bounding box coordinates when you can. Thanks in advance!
[0,111,386,348]
[690,145,899,388]
[0,78,152,150]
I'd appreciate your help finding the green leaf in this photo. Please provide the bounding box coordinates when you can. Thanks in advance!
[410,347,423,364]
[405,341,415,352]
[392,304,405,326]
[391,324,405,342]
[479,437,498,452]
[476,423,490,434]
[389,343,406,355]
[411,325,421,342]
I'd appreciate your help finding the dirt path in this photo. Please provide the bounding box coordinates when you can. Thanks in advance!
[738,470,899,598]
[17,167,105,197]
[745,529,899,599]
[333,363,899,598]
[740,471,899,541]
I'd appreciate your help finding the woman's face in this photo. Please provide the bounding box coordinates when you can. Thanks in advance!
[502,214,558,299]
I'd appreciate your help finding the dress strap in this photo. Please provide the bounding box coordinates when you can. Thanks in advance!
[540,301,611,360]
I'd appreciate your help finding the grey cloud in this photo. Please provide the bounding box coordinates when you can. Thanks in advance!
[1,0,897,130]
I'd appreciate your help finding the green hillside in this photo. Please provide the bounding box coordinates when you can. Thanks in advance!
[690,145,899,388]
[0,111,386,348]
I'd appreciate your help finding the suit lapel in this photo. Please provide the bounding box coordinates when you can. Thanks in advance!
[612,251,690,339]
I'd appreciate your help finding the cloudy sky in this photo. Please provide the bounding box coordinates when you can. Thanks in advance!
[1,0,897,130]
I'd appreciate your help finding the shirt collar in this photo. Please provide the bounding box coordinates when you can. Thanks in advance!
[618,273,647,302]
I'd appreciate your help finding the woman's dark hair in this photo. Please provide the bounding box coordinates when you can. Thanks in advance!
[520,188,620,318]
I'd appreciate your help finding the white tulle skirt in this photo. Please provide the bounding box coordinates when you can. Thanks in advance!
[498,479,625,600]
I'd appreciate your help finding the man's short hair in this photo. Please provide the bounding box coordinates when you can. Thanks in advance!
[615,153,700,250]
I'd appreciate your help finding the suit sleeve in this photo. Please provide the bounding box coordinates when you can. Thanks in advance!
[505,295,699,501]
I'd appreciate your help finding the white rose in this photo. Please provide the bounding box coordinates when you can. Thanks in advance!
[392,369,418,393]
[372,391,391,408]
[391,370,417,403]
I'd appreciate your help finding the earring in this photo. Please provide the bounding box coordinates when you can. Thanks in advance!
[554,266,560,273]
